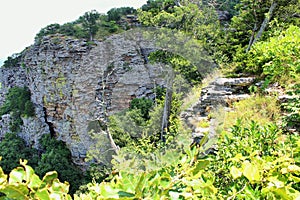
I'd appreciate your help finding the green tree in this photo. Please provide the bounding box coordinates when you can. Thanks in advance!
[3,53,21,68]
[107,7,136,22]
[0,133,38,174]
[35,134,85,195]
[35,23,60,42]
[79,10,100,41]
[130,97,154,120]
[222,0,300,57]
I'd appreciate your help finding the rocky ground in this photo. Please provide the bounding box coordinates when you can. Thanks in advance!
[181,76,256,153]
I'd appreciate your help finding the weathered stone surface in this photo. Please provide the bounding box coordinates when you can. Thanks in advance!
[181,76,255,155]
[198,77,255,115]
[0,33,167,165]
[20,116,49,149]
[0,114,11,139]
[0,66,28,105]
[216,10,231,21]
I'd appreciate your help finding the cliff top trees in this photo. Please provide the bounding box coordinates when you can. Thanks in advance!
[79,10,101,41]
[107,7,136,22]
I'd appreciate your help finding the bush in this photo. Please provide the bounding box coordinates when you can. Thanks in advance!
[0,133,38,173]
[36,134,86,195]
[107,7,136,22]
[0,87,35,132]
[234,25,300,86]
[2,53,21,68]
[130,97,154,120]
[0,159,72,199]
[282,84,300,130]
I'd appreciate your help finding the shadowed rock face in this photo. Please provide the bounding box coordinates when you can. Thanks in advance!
[0,33,166,164]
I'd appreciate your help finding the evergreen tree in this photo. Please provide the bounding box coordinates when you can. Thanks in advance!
[79,10,100,41]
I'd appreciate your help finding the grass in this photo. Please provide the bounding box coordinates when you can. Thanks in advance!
[213,95,282,133]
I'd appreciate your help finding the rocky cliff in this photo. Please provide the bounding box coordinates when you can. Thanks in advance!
[0,32,167,164]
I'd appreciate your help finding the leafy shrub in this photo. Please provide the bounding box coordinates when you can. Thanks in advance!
[36,134,85,195]
[234,25,300,85]
[149,50,202,85]
[0,87,35,132]
[2,53,21,68]
[212,120,300,199]
[0,133,38,174]
[107,7,136,22]
[0,159,71,199]
[282,84,300,130]
[129,97,153,120]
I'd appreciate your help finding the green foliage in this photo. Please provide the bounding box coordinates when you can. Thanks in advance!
[36,134,85,195]
[141,0,175,13]
[129,97,153,120]
[79,10,100,41]
[0,87,35,132]
[217,0,300,64]
[234,25,300,85]
[94,121,300,199]
[107,7,136,22]
[35,23,61,42]
[0,133,87,196]
[213,120,300,199]
[0,133,38,174]
[202,0,240,17]
[138,1,221,54]
[149,50,203,85]
[282,84,300,130]
[2,53,21,68]
[0,159,71,200]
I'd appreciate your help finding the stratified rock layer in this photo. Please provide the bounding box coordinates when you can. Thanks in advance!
[0,33,166,164]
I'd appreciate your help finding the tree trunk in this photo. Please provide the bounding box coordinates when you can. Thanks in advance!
[246,23,257,52]
[247,2,277,51]
[174,0,181,7]
[161,71,174,142]
[106,127,120,154]
[98,69,119,154]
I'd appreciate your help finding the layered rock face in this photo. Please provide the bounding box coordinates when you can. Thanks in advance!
[0,32,166,164]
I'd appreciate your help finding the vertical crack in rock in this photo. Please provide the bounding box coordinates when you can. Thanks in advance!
[43,107,56,138]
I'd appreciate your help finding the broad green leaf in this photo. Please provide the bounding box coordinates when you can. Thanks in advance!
[192,159,210,176]
[9,167,25,184]
[50,179,70,193]
[28,174,42,190]
[0,184,29,200]
[242,161,261,183]
[42,171,58,185]
[21,160,35,184]
[99,184,119,198]
[230,166,242,180]
[35,188,50,200]
[119,173,136,193]
[0,167,7,185]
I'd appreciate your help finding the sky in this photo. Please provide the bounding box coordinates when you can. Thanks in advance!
[0,0,148,66]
